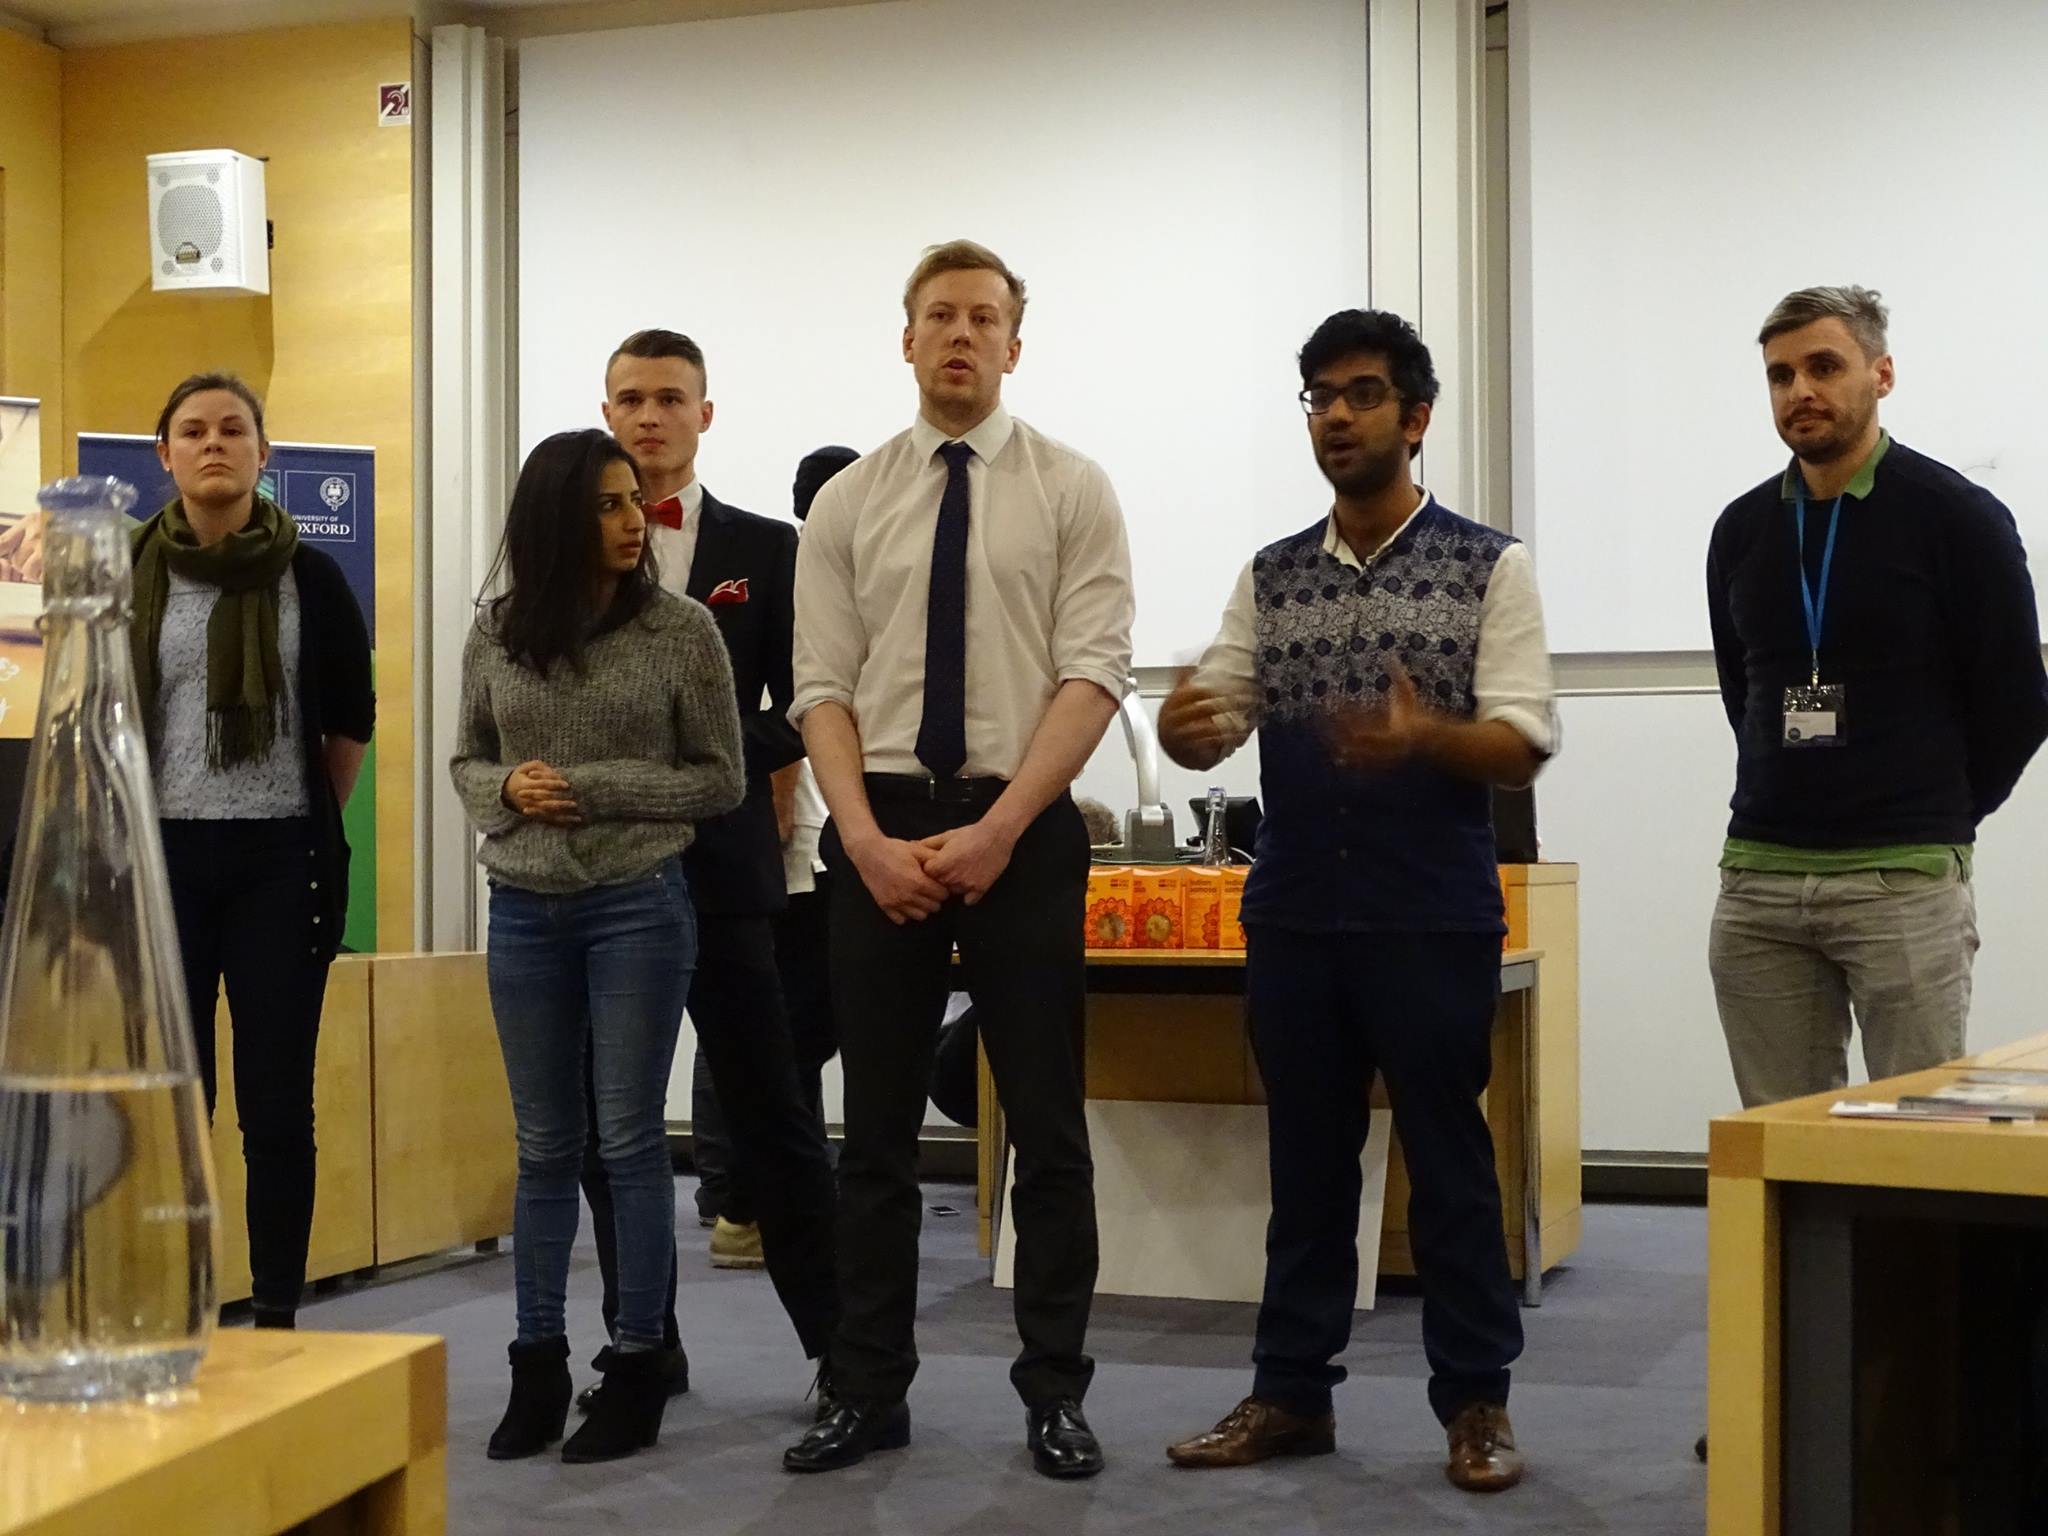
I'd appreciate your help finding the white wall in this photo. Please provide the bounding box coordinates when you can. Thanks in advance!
[1519,0,2048,654]
[1541,687,2048,1154]
[515,0,1372,665]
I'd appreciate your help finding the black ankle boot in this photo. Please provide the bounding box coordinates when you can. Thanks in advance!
[487,1337,572,1461]
[561,1346,668,1463]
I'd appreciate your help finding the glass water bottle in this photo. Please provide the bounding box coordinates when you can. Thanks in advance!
[1203,785,1231,866]
[0,476,218,1401]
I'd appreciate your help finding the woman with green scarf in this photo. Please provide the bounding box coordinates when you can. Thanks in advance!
[135,372,374,1330]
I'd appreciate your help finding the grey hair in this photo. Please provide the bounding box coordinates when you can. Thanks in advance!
[1757,285,1889,360]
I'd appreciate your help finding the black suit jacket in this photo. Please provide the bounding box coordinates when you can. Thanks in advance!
[681,489,804,916]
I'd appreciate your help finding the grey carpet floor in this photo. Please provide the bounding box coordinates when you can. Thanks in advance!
[302,1183,1707,1534]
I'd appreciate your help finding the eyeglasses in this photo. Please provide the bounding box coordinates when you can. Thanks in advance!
[1298,377,1393,416]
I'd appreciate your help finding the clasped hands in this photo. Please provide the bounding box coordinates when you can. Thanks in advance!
[502,760,582,827]
[849,817,1017,925]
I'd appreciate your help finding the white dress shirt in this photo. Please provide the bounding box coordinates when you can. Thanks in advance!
[1191,495,1558,758]
[791,405,1135,779]
[647,477,705,595]
[782,759,828,894]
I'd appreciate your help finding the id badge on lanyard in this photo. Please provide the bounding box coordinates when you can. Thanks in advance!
[1783,491,1845,748]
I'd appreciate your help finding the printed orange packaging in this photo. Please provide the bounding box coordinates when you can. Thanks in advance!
[1182,867,1224,950]
[1131,865,1187,950]
[1219,865,1248,951]
[1084,865,1135,950]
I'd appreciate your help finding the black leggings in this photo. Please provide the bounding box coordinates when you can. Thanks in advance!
[162,816,332,1314]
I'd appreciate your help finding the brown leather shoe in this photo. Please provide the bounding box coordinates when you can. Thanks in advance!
[1166,1396,1336,1468]
[1445,1402,1524,1492]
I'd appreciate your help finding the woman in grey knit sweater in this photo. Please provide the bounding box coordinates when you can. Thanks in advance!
[450,428,743,1465]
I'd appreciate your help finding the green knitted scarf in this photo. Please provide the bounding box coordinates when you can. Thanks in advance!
[130,494,299,770]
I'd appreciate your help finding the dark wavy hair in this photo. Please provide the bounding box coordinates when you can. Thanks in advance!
[1298,309,1439,459]
[483,429,658,673]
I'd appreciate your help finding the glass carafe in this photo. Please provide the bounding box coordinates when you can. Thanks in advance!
[0,476,217,1401]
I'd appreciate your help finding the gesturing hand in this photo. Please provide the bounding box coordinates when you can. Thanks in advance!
[502,760,582,827]
[1325,661,1437,772]
[1156,667,1241,770]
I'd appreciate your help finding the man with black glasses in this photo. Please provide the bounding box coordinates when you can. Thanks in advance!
[1158,309,1555,1494]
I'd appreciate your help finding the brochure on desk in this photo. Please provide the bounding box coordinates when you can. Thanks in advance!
[1833,1073,2048,1124]
[76,433,378,953]
[0,398,45,739]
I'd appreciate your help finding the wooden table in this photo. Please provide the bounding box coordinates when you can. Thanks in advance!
[976,938,1580,1306]
[0,1331,446,1536]
[1707,1033,2048,1535]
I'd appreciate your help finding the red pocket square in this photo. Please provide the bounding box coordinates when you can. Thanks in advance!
[706,578,750,606]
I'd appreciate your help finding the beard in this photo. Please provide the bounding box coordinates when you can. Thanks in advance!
[1319,436,1406,499]
[1781,396,1876,465]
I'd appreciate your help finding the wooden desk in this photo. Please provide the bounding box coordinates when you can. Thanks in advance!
[0,1331,446,1536]
[976,935,1581,1306]
[1707,1034,2048,1535]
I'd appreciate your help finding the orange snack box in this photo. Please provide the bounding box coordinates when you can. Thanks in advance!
[1182,867,1224,950]
[1084,865,1135,950]
[1131,865,1187,950]
[1219,865,1248,951]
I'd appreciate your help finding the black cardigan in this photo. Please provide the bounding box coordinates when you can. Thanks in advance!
[287,545,375,953]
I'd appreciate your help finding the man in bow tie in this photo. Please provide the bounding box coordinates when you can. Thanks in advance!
[572,329,839,1414]
[785,242,1134,1479]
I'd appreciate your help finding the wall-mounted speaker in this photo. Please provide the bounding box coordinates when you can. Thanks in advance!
[146,149,269,296]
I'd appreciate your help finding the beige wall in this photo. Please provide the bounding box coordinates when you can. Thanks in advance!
[0,26,64,479]
[61,17,418,945]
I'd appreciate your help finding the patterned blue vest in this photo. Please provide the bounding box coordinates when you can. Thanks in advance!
[1243,498,1515,933]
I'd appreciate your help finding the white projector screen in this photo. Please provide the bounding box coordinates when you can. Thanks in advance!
[1521,0,2048,655]
[517,0,1371,663]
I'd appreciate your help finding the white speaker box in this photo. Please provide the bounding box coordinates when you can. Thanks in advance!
[146,149,269,296]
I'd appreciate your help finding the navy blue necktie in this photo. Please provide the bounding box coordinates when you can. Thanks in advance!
[915,441,974,780]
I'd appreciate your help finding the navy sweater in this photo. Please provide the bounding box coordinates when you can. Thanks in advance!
[1705,440,2048,846]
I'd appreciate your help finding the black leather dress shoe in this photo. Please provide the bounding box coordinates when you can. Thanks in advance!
[783,1399,911,1472]
[576,1344,689,1413]
[809,1356,843,1424]
[1028,1399,1104,1479]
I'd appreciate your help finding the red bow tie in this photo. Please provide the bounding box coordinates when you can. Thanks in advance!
[646,496,684,529]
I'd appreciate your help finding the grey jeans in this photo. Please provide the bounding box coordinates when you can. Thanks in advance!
[1708,859,1979,1108]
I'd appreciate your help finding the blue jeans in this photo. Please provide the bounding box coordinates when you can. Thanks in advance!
[487,857,695,1347]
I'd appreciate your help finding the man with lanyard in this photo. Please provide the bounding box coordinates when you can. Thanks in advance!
[1706,286,2048,1113]
[575,329,841,1412]
[784,240,1133,1478]
[1157,309,1555,1493]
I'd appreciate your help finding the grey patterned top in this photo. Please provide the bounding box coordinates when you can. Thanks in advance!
[153,566,311,820]
[450,588,746,894]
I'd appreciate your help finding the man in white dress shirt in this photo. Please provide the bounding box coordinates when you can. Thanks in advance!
[1158,309,1555,1494]
[784,241,1134,1479]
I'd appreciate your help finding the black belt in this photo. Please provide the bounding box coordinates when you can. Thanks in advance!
[865,772,1009,808]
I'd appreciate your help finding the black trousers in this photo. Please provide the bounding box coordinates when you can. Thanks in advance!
[1245,925,1523,1425]
[826,782,1096,1408]
[162,816,331,1315]
[581,909,840,1358]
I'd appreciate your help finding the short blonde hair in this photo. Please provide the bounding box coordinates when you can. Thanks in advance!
[902,239,1028,335]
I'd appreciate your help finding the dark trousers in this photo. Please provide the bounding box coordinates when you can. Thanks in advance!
[694,879,840,1223]
[162,816,330,1315]
[581,909,840,1358]
[826,783,1096,1408]
[1245,925,1523,1426]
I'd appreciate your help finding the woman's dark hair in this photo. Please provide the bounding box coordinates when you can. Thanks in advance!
[484,429,658,673]
[1298,309,1439,459]
[154,371,269,445]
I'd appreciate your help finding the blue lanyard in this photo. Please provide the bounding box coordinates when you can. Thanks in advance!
[1792,492,1843,687]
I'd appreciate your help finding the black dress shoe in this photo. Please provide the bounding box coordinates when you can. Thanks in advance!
[576,1344,689,1413]
[783,1399,911,1472]
[809,1356,843,1424]
[1027,1399,1104,1479]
